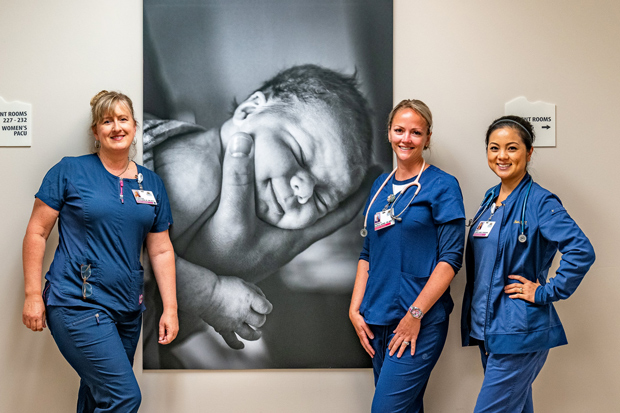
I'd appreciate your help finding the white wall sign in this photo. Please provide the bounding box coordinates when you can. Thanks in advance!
[505,96,556,147]
[0,96,32,147]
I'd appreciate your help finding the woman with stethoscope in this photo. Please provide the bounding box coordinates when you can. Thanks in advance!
[461,115,595,412]
[349,99,465,413]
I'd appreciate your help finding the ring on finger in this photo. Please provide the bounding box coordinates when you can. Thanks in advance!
[402,341,410,346]
[519,287,523,294]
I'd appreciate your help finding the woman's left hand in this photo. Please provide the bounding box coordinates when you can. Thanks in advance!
[388,312,421,358]
[158,309,179,345]
[504,275,541,304]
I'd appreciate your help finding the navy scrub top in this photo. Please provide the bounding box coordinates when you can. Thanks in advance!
[36,154,173,320]
[469,204,504,340]
[359,165,466,327]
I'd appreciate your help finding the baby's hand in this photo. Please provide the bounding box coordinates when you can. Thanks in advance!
[175,256,273,349]
[201,276,273,350]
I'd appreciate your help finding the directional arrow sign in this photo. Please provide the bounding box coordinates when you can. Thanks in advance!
[505,97,556,147]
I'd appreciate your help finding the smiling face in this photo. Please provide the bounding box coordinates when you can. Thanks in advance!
[221,93,357,229]
[388,108,431,168]
[487,126,533,187]
[92,102,136,156]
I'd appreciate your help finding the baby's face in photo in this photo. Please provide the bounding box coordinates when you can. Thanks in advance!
[236,100,357,229]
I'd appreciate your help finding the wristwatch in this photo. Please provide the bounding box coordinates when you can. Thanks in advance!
[408,305,424,320]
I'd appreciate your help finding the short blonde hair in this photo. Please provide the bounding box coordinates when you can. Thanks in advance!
[387,99,433,134]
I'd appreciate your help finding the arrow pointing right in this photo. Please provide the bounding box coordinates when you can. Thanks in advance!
[542,125,551,129]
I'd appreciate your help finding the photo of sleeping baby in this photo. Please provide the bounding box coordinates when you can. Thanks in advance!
[142,0,393,369]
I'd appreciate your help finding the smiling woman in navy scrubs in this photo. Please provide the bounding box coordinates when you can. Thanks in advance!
[22,91,178,412]
[349,99,465,413]
[461,115,595,413]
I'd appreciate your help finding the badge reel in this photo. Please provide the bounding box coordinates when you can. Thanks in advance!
[132,173,158,205]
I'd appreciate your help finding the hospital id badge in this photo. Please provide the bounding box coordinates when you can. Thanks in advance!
[374,210,395,231]
[473,221,496,237]
[132,189,157,205]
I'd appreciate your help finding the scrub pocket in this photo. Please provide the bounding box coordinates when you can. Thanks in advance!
[495,293,528,333]
[61,256,100,301]
[49,307,115,349]
[130,269,145,307]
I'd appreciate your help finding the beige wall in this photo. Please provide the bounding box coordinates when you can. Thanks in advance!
[1,1,618,412]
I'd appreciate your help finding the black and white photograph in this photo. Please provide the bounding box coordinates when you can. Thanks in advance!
[142,0,393,370]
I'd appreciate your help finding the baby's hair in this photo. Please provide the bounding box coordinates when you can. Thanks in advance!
[254,64,374,183]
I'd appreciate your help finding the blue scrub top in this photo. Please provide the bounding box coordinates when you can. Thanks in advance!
[36,154,173,320]
[469,204,503,340]
[359,166,465,326]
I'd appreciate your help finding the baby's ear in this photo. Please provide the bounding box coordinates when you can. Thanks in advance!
[232,91,267,123]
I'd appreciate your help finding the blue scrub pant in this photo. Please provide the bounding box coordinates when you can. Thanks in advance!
[46,306,142,413]
[369,320,449,413]
[474,345,549,413]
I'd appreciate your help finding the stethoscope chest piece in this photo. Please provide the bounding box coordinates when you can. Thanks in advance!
[360,228,368,237]
[518,234,527,243]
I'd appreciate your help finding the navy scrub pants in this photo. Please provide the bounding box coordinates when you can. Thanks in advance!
[369,319,449,413]
[46,305,142,413]
[474,345,549,413]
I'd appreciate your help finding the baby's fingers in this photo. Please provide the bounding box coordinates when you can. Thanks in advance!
[235,323,262,342]
[246,311,268,329]
[218,329,245,350]
[250,288,273,315]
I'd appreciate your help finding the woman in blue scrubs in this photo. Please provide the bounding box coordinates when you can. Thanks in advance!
[350,99,466,413]
[22,91,179,412]
[461,115,595,412]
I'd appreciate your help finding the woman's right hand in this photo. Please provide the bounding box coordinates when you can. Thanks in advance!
[350,310,375,357]
[23,294,46,332]
[22,198,59,332]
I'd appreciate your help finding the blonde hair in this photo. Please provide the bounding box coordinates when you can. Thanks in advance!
[387,99,433,134]
[90,90,138,131]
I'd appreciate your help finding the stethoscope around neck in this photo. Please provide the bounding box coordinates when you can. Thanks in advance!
[360,160,425,237]
[468,178,533,243]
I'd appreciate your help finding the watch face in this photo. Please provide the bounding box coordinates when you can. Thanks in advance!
[409,306,423,319]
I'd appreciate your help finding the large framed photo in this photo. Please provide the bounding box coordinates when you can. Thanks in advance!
[143,0,393,370]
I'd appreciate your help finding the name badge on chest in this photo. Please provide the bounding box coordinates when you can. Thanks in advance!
[132,189,157,205]
[473,221,496,237]
[374,210,395,231]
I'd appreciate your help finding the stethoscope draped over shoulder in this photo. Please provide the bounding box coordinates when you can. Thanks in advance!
[468,179,533,243]
[360,160,426,237]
